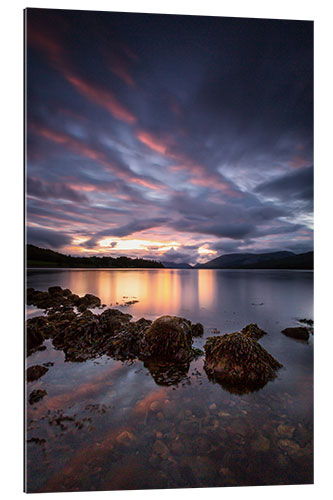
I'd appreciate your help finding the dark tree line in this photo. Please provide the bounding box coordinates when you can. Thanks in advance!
[27,245,164,268]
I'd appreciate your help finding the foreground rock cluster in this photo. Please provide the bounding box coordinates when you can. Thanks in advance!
[26,287,283,391]
[27,286,101,313]
[26,287,204,385]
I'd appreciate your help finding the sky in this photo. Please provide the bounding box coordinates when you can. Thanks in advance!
[26,9,313,265]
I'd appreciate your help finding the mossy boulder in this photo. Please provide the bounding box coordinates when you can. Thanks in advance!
[98,308,132,334]
[241,323,267,339]
[107,318,152,360]
[204,332,282,394]
[145,315,194,363]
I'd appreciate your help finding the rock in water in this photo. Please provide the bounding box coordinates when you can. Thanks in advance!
[298,318,313,326]
[281,327,309,341]
[191,323,204,337]
[203,332,282,394]
[26,365,49,382]
[26,287,101,312]
[29,389,47,405]
[26,316,56,355]
[241,323,267,339]
[26,323,44,353]
[48,286,63,295]
[145,315,194,363]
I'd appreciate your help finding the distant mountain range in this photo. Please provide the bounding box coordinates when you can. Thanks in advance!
[26,245,164,268]
[26,245,313,270]
[195,251,313,270]
[162,262,193,269]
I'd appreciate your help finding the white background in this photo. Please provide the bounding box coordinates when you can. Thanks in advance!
[0,0,332,498]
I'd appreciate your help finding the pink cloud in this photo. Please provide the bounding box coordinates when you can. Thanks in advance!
[65,73,136,124]
[28,27,136,124]
[136,128,242,198]
[31,123,163,191]
[136,130,169,155]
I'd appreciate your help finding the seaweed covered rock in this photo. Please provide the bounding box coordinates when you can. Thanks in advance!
[29,389,47,405]
[27,287,101,312]
[52,311,107,361]
[191,323,204,337]
[26,291,206,382]
[107,318,152,360]
[27,289,54,309]
[98,308,133,334]
[26,316,56,355]
[75,293,101,312]
[26,365,49,382]
[241,323,267,340]
[145,315,194,363]
[281,327,309,341]
[48,286,63,295]
[204,332,282,394]
[26,317,45,352]
[50,308,146,362]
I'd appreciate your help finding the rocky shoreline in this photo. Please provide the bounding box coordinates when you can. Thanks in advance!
[26,286,313,490]
[25,287,314,392]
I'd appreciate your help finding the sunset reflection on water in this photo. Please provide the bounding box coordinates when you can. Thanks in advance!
[60,269,216,318]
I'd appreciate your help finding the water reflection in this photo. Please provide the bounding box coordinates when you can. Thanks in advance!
[198,270,216,309]
[26,269,313,492]
[27,269,313,326]
[144,359,190,386]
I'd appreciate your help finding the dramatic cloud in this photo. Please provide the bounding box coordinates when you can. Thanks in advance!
[27,226,73,249]
[83,218,168,248]
[27,177,88,203]
[26,9,313,260]
[255,165,313,203]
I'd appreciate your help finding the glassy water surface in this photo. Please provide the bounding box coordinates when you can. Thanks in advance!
[26,269,313,492]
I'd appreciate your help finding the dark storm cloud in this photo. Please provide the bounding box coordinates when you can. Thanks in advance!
[171,219,255,239]
[27,226,73,249]
[83,218,168,248]
[255,165,313,202]
[162,190,292,240]
[26,9,313,260]
[27,177,88,203]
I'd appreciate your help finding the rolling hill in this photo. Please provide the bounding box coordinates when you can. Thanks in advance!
[196,251,313,270]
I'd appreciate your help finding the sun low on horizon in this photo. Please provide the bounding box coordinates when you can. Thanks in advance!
[26,10,313,265]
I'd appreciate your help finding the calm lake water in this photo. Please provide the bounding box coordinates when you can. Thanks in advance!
[26,268,313,492]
